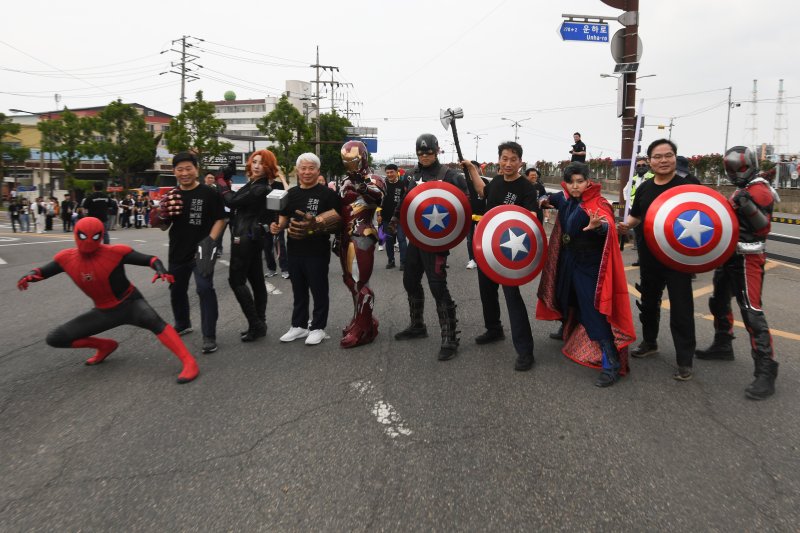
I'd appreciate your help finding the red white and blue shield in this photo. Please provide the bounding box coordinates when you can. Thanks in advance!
[644,184,739,273]
[400,181,472,252]
[474,205,547,286]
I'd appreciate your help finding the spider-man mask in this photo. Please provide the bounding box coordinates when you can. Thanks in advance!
[74,217,105,254]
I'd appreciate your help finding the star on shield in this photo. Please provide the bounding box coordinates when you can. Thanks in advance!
[422,205,449,231]
[500,228,529,260]
[675,210,714,247]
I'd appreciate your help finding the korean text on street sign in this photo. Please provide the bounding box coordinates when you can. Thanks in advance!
[560,21,609,42]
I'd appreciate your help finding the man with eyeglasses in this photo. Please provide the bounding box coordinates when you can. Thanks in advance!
[617,139,696,381]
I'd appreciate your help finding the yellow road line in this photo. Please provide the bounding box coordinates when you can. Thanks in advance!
[697,314,800,341]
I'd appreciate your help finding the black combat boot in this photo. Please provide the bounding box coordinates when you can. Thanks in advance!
[745,358,778,400]
[232,285,267,342]
[695,333,734,360]
[394,297,428,340]
[437,302,459,361]
[548,322,564,340]
[595,339,620,387]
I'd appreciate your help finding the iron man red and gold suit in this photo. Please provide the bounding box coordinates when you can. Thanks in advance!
[337,141,386,348]
[16,216,199,384]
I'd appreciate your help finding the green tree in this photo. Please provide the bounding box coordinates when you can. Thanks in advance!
[0,113,31,202]
[318,111,353,178]
[38,108,96,192]
[93,100,160,190]
[165,90,232,172]
[257,94,312,171]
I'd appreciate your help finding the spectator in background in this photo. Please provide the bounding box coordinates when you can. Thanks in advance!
[34,197,46,233]
[19,198,32,232]
[81,182,114,243]
[60,193,76,232]
[379,164,408,270]
[675,155,701,184]
[570,132,587,162]
[525,167,547,221]
[9,198,21,233]
[263,167,290,279]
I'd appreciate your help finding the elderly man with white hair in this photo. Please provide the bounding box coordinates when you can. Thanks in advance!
[270,153,342,346]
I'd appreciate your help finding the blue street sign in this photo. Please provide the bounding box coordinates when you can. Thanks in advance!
[560,21,610,42]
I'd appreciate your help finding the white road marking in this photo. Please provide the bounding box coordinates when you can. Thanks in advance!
[218,259,229,266]
[265,282,282,295]
[351,380,412,439]
[133,239,147,243]
[0,239,75,247]
[0,256,6,265]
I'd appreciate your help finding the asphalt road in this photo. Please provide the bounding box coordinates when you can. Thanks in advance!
[1,221,798,531]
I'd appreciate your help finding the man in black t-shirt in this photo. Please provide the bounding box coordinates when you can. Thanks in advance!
[464,142,539,371]
[156,152,226,353]
[618,138,696,380]
[272,153,341,345]
[570,132,587,162]
[80,181,114,243]
[377,164,407,269]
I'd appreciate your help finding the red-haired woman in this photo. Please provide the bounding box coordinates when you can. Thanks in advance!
[215,150,277,341]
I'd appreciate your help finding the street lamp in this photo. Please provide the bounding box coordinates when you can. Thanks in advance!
[500,117,531,143]
[9,108,45,199]
[465,131,486,161]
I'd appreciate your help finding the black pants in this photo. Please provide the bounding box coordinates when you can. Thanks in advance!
[229,235,267,322]
[709,253,773,360]
[288,252,330,330]
[62,216,73,232]
[169,260,218,339]
[403,243,453,306]
[46,294,166,347]
[11,216,19,232]
[639,259,696,367]
[478,268,533,357]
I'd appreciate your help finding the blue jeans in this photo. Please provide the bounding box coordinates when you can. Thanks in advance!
[382,221,407,265]
[19,213,30,232]
[169,260,218,339]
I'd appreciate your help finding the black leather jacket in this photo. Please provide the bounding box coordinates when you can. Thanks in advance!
[221,177,271,239]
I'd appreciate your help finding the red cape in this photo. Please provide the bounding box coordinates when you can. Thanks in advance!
[535,181,636,373]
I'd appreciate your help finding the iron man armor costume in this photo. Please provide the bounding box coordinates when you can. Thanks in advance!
[16,217,199,384]
[338,141,386,348]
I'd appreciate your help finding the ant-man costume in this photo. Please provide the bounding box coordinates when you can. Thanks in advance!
[17,216,199,384]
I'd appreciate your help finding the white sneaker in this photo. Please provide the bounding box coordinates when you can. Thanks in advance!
[305,329,327,345]
[466,259,477,269]
[265,270,277,278]
[280,327,309,342]
[281,271,290,279]
[378,245,384,251]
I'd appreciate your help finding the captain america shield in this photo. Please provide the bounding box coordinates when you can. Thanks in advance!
[474,205,547,286]
[400,181,472,252]
[644,184,739,273]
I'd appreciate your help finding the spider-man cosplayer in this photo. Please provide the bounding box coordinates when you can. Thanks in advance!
[16,217,199,384]
[337,141,385,348]
[695,146,780,400]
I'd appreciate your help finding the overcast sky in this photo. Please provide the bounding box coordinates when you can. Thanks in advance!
[2,0,798,166]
